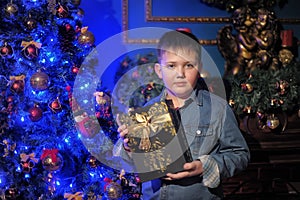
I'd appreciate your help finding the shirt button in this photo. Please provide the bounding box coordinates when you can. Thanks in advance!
[196,130,202,135]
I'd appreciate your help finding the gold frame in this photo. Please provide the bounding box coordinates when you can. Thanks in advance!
[122,0,300,45]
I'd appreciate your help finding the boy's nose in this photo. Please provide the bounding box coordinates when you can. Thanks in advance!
[176,66,185,78]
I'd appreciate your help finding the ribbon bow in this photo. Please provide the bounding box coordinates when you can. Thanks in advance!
[63,192,83,200]
[21,40,42,50]
[20,153,38,163]
[40,149,59,162]
[80,26,88,34]
[103,177,113,191]
[127,103,172,151]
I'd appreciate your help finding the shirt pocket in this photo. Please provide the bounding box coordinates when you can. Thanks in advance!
[186,124,214,158]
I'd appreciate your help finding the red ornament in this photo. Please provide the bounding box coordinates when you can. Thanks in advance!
[10,75,25,93]
[56,4,69,18]
[23,44,39,59]
[29,105,43,122]
[0,43,14,58]
[40,149,63,172]
[72,66,79,74]
[281,30,293,47]
[49,98,62,113]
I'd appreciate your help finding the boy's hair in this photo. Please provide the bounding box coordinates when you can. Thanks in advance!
[157,30,202,63]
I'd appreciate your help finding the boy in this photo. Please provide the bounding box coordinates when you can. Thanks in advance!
[115,30,250,199]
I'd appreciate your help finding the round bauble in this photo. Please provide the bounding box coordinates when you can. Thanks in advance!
[0,43,14,58]
[56,4,69,18]
[29,105,43,122]
[78,31,95,46]
[105,182,123,200]
[5,186,19,200]
[4,3,18,18]
[23,44,39,59]
[30,71,50,91]
[24,17,38,31]
[42,153,63,172]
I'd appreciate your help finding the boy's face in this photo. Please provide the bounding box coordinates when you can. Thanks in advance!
[155,48,201,99]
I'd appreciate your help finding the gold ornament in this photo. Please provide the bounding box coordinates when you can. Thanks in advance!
[105,182,123,200]
[30,70,50,91]
[94,91,111,106]
[266,114,280,130]
[279,49,294,67]
[241,83,253,93]
[88,155,98,168]
[78,27,95,46]
[4,3,18,18]
[41,151,63,172]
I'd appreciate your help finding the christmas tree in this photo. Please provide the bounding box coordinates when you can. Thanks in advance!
[0,0,141,199]
[203,0,300,133]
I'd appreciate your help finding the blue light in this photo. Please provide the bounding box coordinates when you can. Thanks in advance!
[25,174,31,179]
[69,183,73,188]
[89,172,95,178]
[64,137,70,143]
[21,117,25,122]
[56,181,61,186]
[50,57,55,62]
[83,100,88,104]
[16,166,21,172]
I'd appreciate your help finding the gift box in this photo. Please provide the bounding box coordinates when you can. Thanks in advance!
[118,101,192,182]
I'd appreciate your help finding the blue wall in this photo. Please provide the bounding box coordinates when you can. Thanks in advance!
[80,0,300,90]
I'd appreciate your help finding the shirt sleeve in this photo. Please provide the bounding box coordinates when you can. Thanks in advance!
[198,155,220,188]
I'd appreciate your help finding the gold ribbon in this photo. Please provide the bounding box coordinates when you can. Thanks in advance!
[80,26,88,34]
[21,40,42,51]
[20,153,38,163]
[9,74,25,81]
[127,111,172,151]
[63,192,83,200]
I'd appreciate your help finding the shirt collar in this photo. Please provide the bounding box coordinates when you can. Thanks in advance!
[159,88,203,107]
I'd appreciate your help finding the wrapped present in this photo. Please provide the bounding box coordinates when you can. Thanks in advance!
[118,101,192,182]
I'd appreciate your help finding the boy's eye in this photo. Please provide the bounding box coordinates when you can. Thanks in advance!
[166,64,175,69]
[185,63,195,68]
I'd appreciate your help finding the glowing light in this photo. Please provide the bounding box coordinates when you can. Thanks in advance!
[21,117,25,122]
[64,137,70,143]
[50,57,55,62]
[25,174,31,178]
[16,166,21,172]
[70,183,73,188]
[89,172,95,178]
[56,181,61,186]
[83,100,88,104]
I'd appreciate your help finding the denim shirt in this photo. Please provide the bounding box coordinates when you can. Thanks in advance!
[114,89,250,200]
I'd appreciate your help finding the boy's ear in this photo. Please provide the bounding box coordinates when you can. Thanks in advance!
[154,63,162,78]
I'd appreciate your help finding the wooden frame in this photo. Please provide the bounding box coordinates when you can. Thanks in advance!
[122,0,300,45]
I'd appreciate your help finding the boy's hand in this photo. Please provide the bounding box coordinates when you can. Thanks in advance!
[116,114,131,152]
[164,160,203,180]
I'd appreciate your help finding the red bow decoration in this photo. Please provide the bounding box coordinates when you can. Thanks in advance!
[40,149,59,163]
[103,177,113,191]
